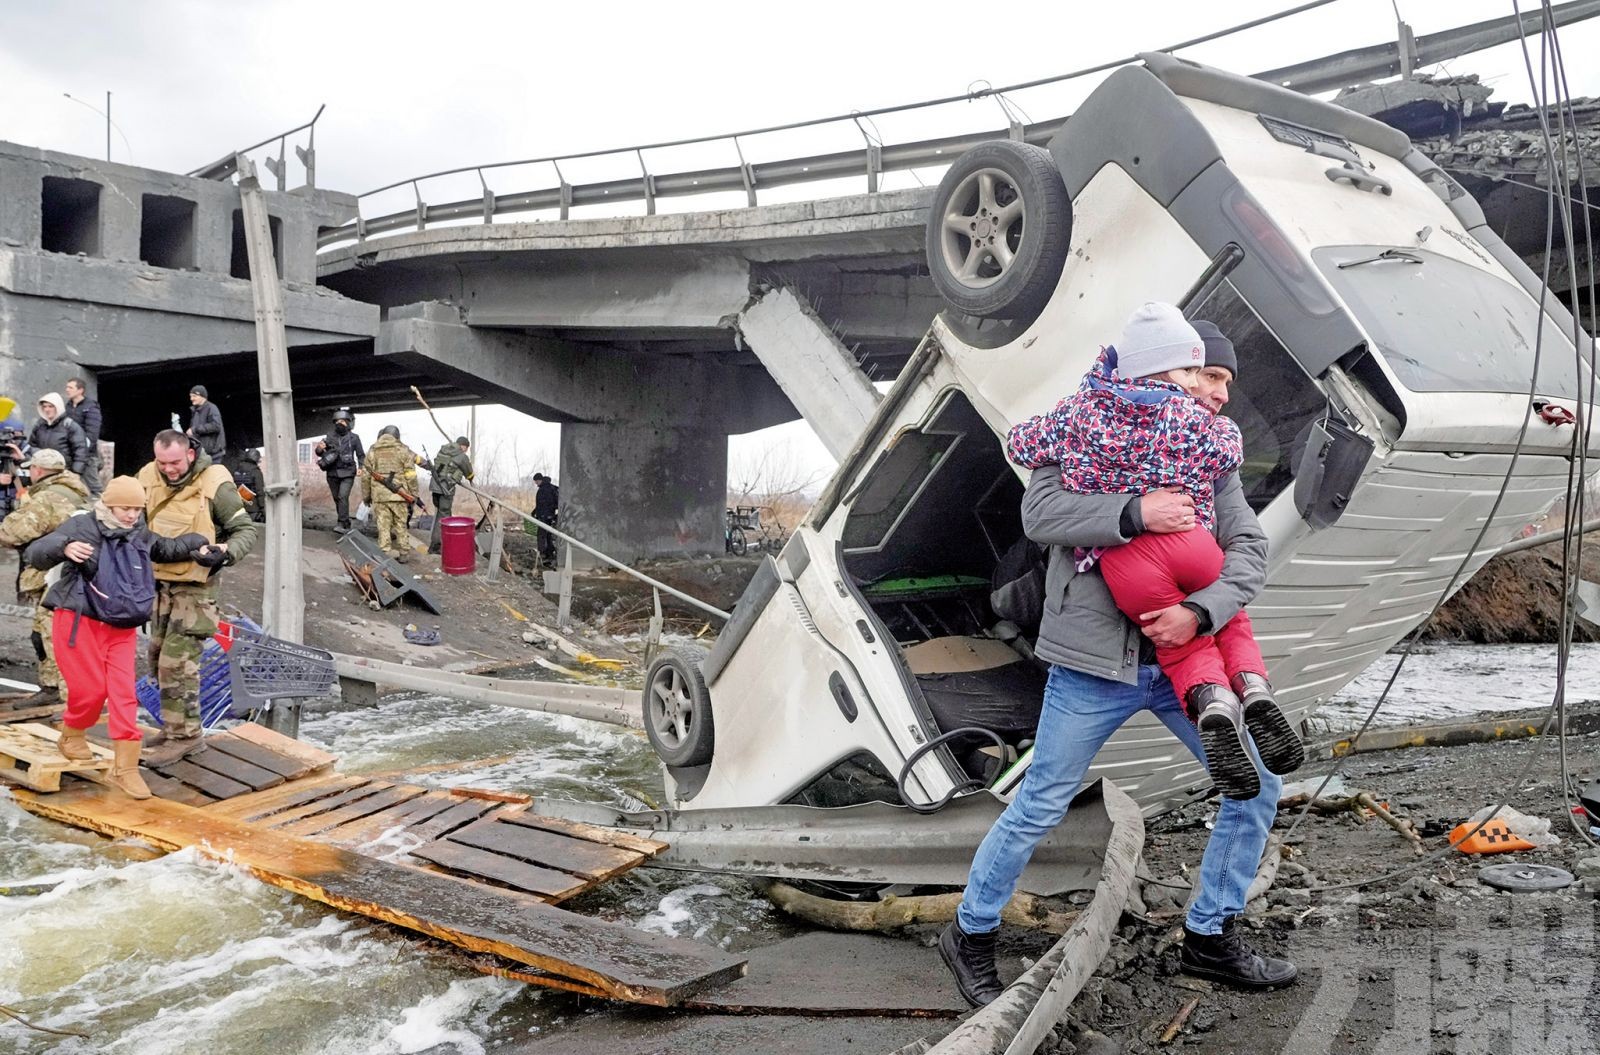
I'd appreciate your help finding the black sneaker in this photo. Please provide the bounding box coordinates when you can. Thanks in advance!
[1191,684,1260,800]
[937,921,1005,1007]
[1180,918,1297,988]
[1231,672,1305,775]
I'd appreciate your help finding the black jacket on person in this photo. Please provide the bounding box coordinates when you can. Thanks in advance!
[65,397,102,448]
[189,401,227,459]
[29,416,89,474]
[534,481,559,520]
[317,429,365,479]
[25,509,206,616]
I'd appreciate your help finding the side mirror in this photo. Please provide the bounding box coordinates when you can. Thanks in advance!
[1293,416,1374,530]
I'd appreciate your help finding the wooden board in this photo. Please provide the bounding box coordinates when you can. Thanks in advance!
[447,817,640,881]
[11,787,746,1006]
[210,774,362,821]
[181,745,285,792]
[316,792,460,850]
[0,704,66,725]
[274,785,429,838]
[256,781,394,829]
[203,734,318,779]
[410,839,589,900]
[139,768,215,807]
[156,759,253,801]
[499,811,667,858]
[225,722,337,773]
[405,798,497,843]
[0,723,110,792]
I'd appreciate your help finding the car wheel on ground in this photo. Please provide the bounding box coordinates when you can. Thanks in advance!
[925,140,1072,320]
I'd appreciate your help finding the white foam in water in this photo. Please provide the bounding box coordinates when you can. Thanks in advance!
[384,978,521,1055]
[636,883,731,940]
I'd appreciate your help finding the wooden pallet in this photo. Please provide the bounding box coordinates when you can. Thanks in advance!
[411,811,667,902]
[0,723,110,791]
[138,723,336,804]
[13,786,746,1005]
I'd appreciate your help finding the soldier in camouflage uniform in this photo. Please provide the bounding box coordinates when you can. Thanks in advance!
[0,448,89,706]
[138,431,258,764]
[361,425,424,563]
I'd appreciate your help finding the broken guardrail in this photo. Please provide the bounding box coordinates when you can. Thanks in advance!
[331,651,640,729]
[456,480,728,667]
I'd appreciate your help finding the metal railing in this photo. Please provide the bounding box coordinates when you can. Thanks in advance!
[457,480,729,665]
[310,3,1600,254]
[192,105,326,190]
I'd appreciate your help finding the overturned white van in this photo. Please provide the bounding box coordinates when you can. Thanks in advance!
[641,54,1595,817]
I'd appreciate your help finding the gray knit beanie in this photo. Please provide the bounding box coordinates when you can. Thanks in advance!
[1115,302,1205,380]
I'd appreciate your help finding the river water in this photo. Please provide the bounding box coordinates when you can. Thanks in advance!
[1,643,1595,1052]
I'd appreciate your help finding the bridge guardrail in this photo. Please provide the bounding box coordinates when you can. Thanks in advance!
[302,3,1598,257]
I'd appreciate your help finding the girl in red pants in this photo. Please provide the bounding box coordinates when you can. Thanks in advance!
[25,476,211,798]
[1008,303,1303,799]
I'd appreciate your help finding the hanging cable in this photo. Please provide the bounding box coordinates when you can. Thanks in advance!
[1292,1,1600,891]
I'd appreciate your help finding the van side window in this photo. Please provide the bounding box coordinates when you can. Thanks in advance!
[1189,281,1327,512]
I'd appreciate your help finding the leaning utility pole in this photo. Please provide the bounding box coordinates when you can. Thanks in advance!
[237,154,304,736]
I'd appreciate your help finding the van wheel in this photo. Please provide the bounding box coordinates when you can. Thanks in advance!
[643,645,715,768]
[925,141,1072,320]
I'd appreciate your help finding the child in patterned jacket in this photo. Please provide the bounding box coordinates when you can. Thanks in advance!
[1007,302,1302,799]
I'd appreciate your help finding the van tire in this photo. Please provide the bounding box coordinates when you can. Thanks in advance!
[925,141,1072,320]
[643,644,715,768]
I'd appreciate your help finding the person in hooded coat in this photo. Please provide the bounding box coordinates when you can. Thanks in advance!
[28,392,89,474]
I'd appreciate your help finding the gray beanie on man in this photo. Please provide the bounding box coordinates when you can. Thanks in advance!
[1115,302,1205,380]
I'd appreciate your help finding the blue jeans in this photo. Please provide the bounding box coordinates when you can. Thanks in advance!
[956,662,1281,936]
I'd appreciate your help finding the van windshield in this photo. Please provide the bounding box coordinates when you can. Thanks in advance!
[1313,246,1582,398]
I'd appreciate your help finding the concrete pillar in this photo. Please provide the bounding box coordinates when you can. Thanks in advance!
[738,286,882,460]
[559,421,727,562]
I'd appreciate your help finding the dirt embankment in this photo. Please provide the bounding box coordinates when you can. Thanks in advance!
[1425,544,1600,643]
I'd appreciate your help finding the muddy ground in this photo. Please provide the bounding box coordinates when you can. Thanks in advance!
[510,716,1600,1055]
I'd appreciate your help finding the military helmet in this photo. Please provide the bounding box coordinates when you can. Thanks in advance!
[378,425,400,439]
[332,406,354,424]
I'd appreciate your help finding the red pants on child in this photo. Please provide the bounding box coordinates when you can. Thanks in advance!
[53,609,142,741]
[1097,528,1266,717]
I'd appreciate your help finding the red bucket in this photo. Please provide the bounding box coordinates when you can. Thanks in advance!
[439,516,478,575]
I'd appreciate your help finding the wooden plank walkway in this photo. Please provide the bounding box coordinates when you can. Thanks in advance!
[4,721,741,1006]
[15,786,745,1005]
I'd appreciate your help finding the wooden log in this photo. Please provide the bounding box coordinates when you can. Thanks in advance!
[10,786,746,1006]
[762,881,1078,935]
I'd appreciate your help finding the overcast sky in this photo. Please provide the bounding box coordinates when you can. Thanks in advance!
[6,0,1598,484]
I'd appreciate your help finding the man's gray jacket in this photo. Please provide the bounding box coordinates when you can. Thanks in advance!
[1023,466,1268,684]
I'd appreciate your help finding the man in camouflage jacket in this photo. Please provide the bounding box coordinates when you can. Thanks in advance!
[361,426,424,563]
[0,448,89,706]
[138,431,258,763]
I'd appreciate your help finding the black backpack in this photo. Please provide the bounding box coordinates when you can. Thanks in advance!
[83,533,158,629]
[990,536,1047,638]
